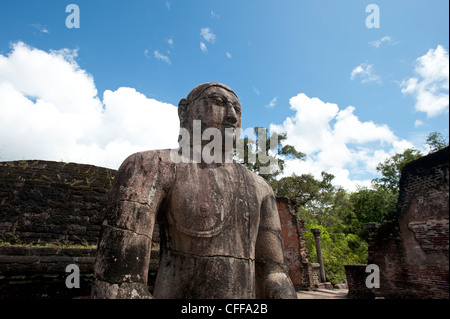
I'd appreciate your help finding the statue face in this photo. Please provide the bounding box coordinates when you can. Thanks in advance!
[188,86,242,145]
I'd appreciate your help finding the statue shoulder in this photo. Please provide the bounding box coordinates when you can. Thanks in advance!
[109,149,176,203]
[119,149,175,171]
[237,164,275,197]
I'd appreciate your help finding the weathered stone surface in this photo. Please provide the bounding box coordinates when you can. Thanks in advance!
[92,83,297,299]
[344,265,375,299]
[0,246,96,299]
[0,160,115,245]
[154,253,255,299]
[368,146,449,299]
[276,197,312,289]
[94,225,152,284]
[0,245,161,299]
[91,280,152,299]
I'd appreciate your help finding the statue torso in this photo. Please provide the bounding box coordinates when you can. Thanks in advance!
[154,162,265,298]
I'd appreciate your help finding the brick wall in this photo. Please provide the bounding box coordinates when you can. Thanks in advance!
[344,265,375,299]
[0,245,159,299]
[0,160,116,245]
[277,197,313,290]
[368,147,449,299]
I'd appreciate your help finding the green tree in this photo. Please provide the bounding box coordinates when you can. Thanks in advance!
[271,171,334,208]
[349,186,398,239]
[426,131,449,153]
[349,133,444,240]
[371,132,448,194]
[275,173,355,232]
[305,223,368,284]
[274,172,368,283]
[235,128,305,182]
[348,147,422,241]
[372,148,423,192]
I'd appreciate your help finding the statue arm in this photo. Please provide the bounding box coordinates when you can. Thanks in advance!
[91,151,173,299]
[255,192,297,299]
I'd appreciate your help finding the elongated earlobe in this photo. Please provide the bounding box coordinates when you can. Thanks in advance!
[178,98,188,109]
[178,98,189,128]
[178,98,188,114]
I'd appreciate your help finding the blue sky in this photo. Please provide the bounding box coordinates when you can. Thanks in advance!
[0,0,448,190]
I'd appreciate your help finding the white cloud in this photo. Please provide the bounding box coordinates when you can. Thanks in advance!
[333,106,395,144]
[199,28,216,54]
[401,45,449,117]
[270,93,413,191]
[369,36,396,48]
[0,42,179,169]
[31,24,49,34]
[351,63,381,83]
[414,119,424,128]
[200,42,208,53]
[226,52,232,59]
[211,11,220,19]
[165,1,171,10]
[200,27,216,44]
[266,97,277,109]
[154,50,171,64]
[167,37,174,47]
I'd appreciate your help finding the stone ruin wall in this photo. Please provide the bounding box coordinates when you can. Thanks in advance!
[0,160,115,246]
[368,146,449,299]
[277,197,314,290]
[0,160,312,298]
[0,160,115,298]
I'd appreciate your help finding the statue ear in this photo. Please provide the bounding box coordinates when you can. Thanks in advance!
[178,98,188,117]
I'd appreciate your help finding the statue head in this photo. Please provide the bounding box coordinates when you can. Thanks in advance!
[178,82,242,149]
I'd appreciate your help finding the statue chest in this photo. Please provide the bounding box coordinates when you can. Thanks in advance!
[166,164,260,239]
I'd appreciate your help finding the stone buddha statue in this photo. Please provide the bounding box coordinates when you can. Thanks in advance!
[91,82,297,299]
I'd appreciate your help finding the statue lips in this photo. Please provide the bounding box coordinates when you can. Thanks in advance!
[223,122,237,129]
[223,123,238,142]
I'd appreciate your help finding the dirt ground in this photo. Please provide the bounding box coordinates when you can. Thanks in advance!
[296,289,349,299]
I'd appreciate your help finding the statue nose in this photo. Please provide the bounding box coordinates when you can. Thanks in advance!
[226,106,238,124]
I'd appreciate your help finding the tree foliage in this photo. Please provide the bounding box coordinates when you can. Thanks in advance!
[426,131,449,153]
[244,130,447,284]
[274,172,368,284]
[271,172,334,208]
[305,224,368,284]
[349,186,398,239]
[235,128,305,182]
[372,148,423,192]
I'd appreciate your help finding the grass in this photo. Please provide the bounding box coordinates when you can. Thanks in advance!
[0,240,97,249]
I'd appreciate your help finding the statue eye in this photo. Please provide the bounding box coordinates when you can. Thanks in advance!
[213,97,226,105]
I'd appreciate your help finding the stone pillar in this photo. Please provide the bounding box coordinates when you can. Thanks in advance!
[311,228,326,283]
